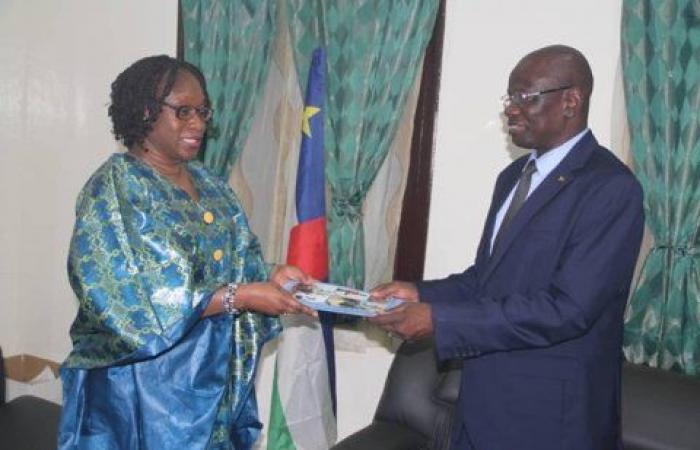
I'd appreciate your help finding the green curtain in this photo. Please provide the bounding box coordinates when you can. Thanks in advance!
[181,0,277,177]
[622,0,700,376]
[287,0,439,288]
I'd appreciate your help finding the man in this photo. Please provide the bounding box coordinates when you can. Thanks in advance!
[370,45,644,450]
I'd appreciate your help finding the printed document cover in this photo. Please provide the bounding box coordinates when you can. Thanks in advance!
[287,282,403,317]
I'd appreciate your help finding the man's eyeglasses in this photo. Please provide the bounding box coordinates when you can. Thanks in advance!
[160,101,213,122]
[501,85,572,108]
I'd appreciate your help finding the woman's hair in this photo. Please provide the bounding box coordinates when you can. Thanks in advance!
[108,55,209,149]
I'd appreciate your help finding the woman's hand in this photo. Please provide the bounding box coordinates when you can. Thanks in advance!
[236,282,317,317]
[269,264,314,289]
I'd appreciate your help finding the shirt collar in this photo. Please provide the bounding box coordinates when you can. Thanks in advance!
[528,128,589,177]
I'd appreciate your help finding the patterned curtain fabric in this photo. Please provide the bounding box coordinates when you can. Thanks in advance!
[232,8,420,355]
[621,0,700,376]
[286,0,439,288]
[181,0,277,178]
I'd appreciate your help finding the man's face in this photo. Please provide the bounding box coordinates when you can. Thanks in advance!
[504,58,570,152]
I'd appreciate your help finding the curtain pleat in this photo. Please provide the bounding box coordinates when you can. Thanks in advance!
[181,0,278,178]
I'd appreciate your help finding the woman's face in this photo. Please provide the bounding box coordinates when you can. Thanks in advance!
[142,70,208,164]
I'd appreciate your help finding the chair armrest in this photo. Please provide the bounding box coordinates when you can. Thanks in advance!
[332,420,428,450]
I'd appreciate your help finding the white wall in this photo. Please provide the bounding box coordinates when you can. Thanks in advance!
[1,0,625,445]
[0,1,178,359]
[425,0,624,279]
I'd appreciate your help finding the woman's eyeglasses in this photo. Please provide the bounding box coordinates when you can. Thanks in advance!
[160,101,213,122]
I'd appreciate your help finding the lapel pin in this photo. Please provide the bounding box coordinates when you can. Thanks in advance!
[557,175,566,183]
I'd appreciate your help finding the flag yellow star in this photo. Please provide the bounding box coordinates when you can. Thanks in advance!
[301,105,321,137]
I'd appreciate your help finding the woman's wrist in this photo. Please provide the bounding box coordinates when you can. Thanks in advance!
[231,283,250,311]
[221,282,240,315]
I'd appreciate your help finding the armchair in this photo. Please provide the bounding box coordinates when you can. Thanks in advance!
[334,339,700,450]
[333,338,459,450]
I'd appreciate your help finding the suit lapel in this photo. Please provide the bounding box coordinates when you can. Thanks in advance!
[475,162,525,267]
[479,132,598,284]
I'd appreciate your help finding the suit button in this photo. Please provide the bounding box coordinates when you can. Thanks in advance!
[212,249,224,261]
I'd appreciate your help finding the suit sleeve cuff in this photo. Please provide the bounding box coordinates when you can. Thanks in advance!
[431,301,483,362]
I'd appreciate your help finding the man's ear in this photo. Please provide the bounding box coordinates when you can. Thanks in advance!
[562,87,582,118]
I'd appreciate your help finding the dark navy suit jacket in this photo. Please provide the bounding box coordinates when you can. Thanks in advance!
[417,132,644,450]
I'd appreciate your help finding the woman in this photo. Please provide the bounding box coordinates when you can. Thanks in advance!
[59,55,314,449]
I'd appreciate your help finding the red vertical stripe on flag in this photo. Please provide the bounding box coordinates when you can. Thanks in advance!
[287,217,328,281]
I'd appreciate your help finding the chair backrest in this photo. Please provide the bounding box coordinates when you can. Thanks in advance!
[374,338,460,449]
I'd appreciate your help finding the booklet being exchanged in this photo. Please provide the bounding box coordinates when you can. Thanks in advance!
[284,281,404,317]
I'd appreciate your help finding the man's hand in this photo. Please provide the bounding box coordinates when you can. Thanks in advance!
[270,264,313,289]
[368,302,433,341]
[370,281,419,303]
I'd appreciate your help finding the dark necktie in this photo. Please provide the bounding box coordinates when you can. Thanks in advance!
[492,159,537,254]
